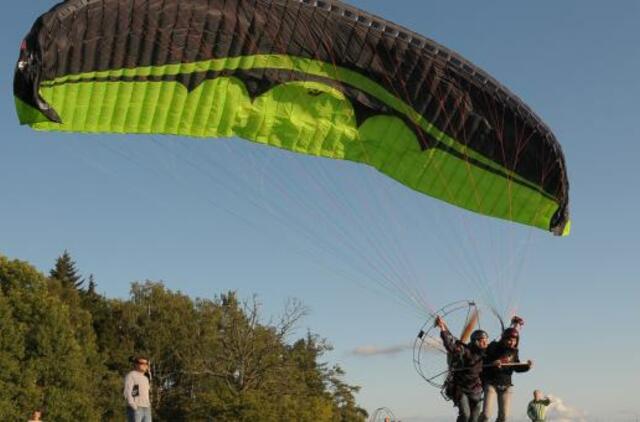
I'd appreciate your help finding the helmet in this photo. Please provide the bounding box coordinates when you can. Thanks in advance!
[502,327,519,340]
[470,329,488,342]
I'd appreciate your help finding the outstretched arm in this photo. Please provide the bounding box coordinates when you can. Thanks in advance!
[511,315,525,330]
[514,357,533,373]
[435,316,461,354]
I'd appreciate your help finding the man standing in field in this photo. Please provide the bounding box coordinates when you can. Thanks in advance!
[124,356,152,422]
[526,390,552,421]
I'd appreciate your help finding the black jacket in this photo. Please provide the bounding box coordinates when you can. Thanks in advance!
[481,341,530,387]
[440,330,484,395]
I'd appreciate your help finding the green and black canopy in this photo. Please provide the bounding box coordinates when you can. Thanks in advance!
[15,0,570,235]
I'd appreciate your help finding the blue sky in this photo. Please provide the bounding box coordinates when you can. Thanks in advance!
[2,1,639,420]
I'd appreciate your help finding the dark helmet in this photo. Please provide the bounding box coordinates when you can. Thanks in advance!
[470,329,488,343]
[502,327,519,340]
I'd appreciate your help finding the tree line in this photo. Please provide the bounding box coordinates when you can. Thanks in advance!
[0,252,367,421]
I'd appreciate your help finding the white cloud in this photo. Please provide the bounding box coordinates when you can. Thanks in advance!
[351,343,411,357]
[547,395,587,422]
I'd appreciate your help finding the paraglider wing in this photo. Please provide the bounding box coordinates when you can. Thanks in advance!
[14,0,569,234]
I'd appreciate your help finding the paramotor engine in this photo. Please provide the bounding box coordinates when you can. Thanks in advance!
[413,300,501,395]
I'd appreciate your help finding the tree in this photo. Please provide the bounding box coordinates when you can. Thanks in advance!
[49,250,84,290]
[0,255,102,420]
[78,274,124,420]
[328,365,368,422]
[47,254,107,417]
[1,253,368,421]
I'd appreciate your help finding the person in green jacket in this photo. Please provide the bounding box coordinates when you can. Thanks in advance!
[526,390,552,421]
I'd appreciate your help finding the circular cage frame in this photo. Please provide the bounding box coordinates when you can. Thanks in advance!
[369,406,397,422]
[412,300,487,389]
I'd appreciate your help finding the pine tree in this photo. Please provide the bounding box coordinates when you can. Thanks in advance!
[86,274,97,294]
[50,250,84,290]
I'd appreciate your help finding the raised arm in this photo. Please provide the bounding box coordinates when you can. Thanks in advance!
[436,316,468,357]
[511,315,525,330]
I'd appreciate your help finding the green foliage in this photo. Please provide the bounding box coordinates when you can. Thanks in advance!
[0,256,101,420]
[49,250,84,290]
[0,254,367,421]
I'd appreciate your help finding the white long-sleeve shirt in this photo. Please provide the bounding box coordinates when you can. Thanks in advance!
[123,370,151,409]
